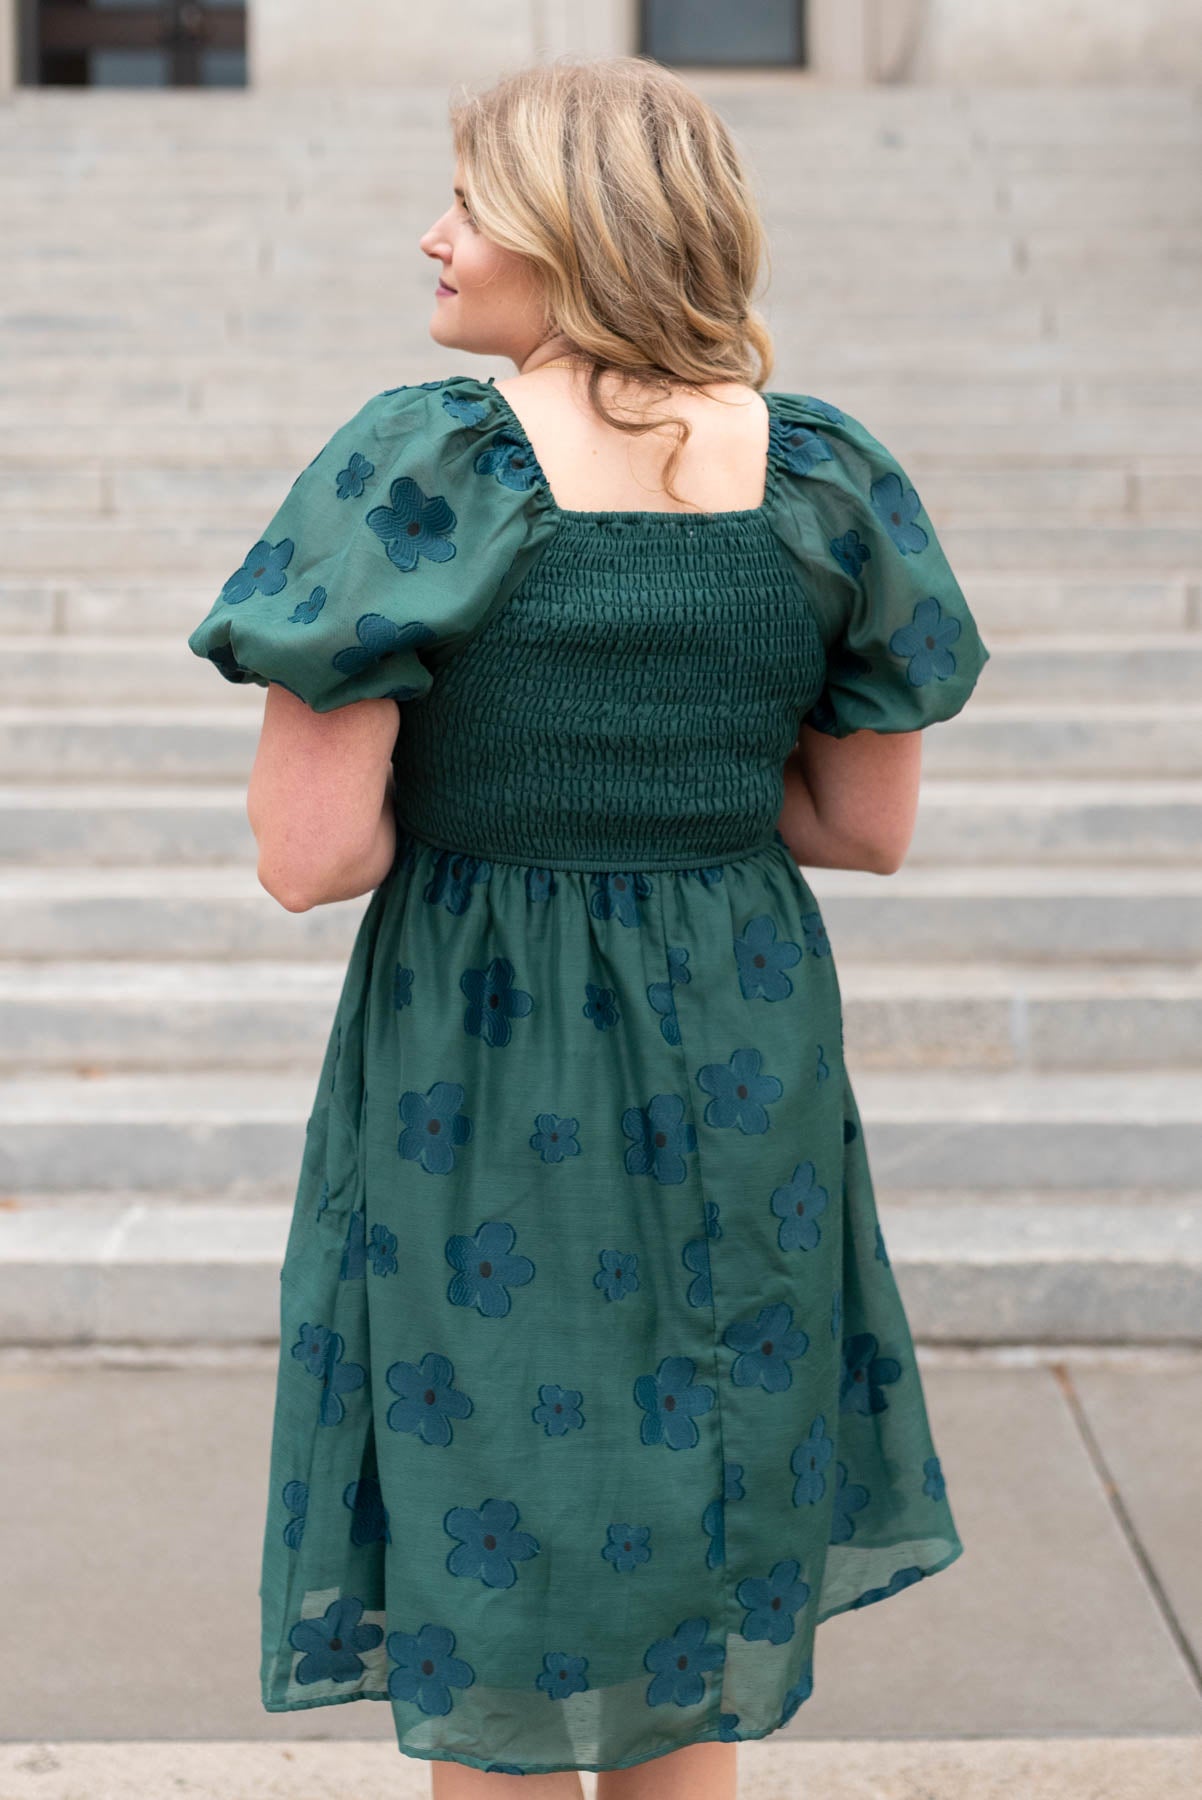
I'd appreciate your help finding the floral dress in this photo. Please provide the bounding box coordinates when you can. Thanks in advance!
[186,373,990,1777]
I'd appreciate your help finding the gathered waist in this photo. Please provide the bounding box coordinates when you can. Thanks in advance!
[392,812,788,875]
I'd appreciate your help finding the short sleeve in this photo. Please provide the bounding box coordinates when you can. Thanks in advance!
[764,392,991,738]
[186,378,557,712]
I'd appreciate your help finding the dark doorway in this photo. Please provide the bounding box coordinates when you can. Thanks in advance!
[21,0,247,86]
[641,0,807,67]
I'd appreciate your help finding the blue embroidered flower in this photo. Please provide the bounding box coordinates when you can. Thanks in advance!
[343,1475,390,1546]
[368,1216,395,1274]
[330,611,436,679]
[289,1594,382,1685]
[531,1112,581,1163]
[442,389,490,426]
[526,866,557,901]
[923,1455,947,1501]
[800,395,844,423]
[282,1478,308,1549]
[393,964,414,1009]
[801,911,831,956]
[603,1522,651,1571]
[737,1558,810,1644]
[705,1199,722,1237]
[475,429,547,491]
[696,1047,782,1133]
[648,945,691,1043]
[367,474,457,569]
[445,1218,535,1316]
[583,981,620,1030]
[634,1354,715,1449]
[682,1235,711,1307]
[444,1496,539,1587]
[398,1080,472,1174]
[734,915,803,1000]
[701,1495,724,1567]
[828,1461,871,1542]
[770,1160,830,1252]
[336,451,375,499]
[852,1564,925,1608]
[387,1622,475,1715]
[589,869,653,927]
[644,1617,724,1707]
[840,1331,902,1415]
[790,1414,834,1506]
[718,1712,742,1739]
[461,955,534,1047]
[288,585,327,624]
[315,1177,329,1221]
[871,469,928,555]
[221,537,294,604]
[831,528,871,580]
[339,1207,366,1280]
[622,1092,698,1183]
[816,1044,830,1083]
[725,1459,745,1500]
[290,1322,366,1426]
[780,1659,815,1721]
[532,1382,584,1436]
[725,1301,809,1391]
[875,1222,891,1266]
[537,1651,589,1699]
[595,1248,639,1301]
[386,1351,474,1445]
[889,594,961,685]
[768,415,834,477]
[424,849,491,914]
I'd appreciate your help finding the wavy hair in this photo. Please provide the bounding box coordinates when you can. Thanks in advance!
[448,54,775,506]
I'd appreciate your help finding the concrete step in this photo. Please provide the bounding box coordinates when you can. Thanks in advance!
[4,862,1200,962]
[6,630,1202,704]
[1,1191,1198,1346]
[5,572,1195,642]
[0,1068,1197,1199]
[2,778,1199,867]
[4,958,1199,1074]
[3,701,1202,781]
[0,774,1194,864]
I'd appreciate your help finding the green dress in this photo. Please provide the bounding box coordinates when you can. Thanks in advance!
[186,374,990,1777]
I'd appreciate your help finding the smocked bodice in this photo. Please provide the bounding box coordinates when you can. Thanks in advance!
[390,509,826,871]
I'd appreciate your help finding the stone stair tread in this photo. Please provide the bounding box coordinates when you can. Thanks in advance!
[0,1066,1196,1124]
[1,956,1198,1001]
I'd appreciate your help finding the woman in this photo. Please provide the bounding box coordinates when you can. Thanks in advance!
[187,52,989,1800]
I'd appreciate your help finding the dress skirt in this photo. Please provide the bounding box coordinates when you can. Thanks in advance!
[258,822,963,1776]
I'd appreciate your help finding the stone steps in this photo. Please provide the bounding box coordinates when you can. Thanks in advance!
[0,1067,1196,1202]
[2,702,1202,779]
[7,630,1201,701]
[3,958,1199,1072]
[4,862,1199,961]
[0,1189,1197,1348]
[6,573,1195,638]
[2,778,1201,866]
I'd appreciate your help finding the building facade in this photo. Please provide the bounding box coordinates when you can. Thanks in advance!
[4,0,1201,91]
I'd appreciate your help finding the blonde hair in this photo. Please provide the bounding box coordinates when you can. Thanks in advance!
[449,54,775,506]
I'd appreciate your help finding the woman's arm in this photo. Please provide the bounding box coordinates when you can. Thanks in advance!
[776,722,924,875]
[247,685,401,912]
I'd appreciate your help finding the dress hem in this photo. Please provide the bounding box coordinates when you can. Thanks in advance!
[259,1537,965,1776]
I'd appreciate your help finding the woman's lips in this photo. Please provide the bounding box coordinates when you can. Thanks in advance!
[436,279,457,295]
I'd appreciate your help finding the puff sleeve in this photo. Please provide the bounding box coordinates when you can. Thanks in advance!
[186,378,557,712]
[765,393,990,737]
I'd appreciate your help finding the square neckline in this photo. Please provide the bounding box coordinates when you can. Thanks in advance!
[475,375,783,524]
